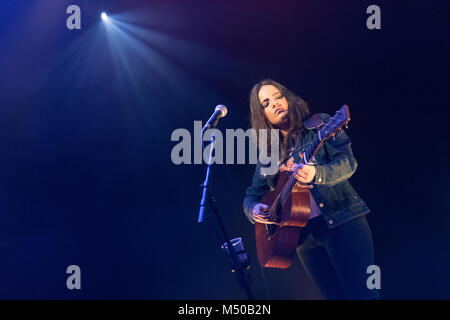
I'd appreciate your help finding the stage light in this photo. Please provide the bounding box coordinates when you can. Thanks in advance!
[101,12,108,21]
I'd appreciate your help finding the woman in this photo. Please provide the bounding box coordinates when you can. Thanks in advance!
[243,79,380,300]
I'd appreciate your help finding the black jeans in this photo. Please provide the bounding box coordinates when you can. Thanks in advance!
[296,215,381,300]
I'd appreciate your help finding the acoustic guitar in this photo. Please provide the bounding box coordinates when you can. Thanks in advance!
[256,105,351,268]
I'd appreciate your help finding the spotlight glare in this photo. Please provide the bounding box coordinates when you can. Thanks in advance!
[101,12,108,21]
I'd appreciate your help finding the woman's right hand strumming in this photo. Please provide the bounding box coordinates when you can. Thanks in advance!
[252,203,277,224]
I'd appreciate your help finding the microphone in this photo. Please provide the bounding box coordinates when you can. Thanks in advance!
[202,105,228,132]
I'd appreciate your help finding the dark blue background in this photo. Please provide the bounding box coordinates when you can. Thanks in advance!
[0,0,448,299]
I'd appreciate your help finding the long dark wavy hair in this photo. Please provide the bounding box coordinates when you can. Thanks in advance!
[249,79,311,162]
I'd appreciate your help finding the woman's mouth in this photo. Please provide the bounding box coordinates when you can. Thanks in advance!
[275,108,285,115]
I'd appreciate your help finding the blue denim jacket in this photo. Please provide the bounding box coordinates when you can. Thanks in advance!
[242,113,370,229]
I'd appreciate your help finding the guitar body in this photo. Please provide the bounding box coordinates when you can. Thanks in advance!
[255,171,311,269]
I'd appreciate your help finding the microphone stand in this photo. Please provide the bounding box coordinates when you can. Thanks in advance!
[198,127,254,300]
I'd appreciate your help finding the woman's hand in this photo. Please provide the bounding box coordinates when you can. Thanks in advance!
[252,203,277,224]
[294,163,316,184]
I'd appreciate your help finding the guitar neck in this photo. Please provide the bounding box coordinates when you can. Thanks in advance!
[278,105,351,205]
[301,134,323,164]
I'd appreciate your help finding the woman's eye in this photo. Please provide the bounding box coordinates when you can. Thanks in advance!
[276,95,283,100]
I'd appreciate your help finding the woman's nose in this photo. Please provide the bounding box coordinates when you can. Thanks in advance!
[270,98,279,108]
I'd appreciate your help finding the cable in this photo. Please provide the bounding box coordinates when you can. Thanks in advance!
[259,263,271,300]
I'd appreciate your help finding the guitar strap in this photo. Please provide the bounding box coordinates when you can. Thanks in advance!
[303,113,324,130]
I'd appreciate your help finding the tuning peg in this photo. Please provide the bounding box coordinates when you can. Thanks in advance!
[345,125,349,129]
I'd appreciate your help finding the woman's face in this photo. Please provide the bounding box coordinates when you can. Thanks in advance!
[258,85,289,127]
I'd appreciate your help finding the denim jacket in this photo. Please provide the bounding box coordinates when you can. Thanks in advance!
[242,113,370,229]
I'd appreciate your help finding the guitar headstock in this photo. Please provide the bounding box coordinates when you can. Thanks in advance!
[318,105,351,141]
